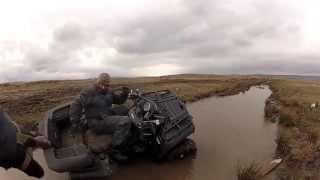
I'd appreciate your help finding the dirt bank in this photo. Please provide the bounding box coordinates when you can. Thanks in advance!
[264,90,281,123]
[266,79,320,179]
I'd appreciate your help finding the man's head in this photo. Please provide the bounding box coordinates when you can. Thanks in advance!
[96,73,111,92]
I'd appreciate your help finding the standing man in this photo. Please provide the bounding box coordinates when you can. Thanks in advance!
[69,73,131,161]
[0,107,51,178]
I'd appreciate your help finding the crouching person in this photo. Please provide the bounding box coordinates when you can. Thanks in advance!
[0,107,51,178]
[69,73,131,161]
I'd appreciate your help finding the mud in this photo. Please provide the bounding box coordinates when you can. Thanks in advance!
[0,86,277,180]
[265,94,281,122]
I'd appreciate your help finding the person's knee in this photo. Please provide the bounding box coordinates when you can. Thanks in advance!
[91,125,105,135]
[119,117,131,129]
[87,119,104,134]
[112,106,129,116]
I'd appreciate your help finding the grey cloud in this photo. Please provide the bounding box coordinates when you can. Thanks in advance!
[24,45,70,73]
[230,60,320,75]
[51,23,96,51]
[0,0,317,82]
[181,53,320,75]
[110,0,301,59]
[23,23,99,74]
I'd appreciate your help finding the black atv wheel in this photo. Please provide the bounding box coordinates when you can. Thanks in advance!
[165,138,197,161]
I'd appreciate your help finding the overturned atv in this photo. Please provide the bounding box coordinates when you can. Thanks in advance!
[40,89,196,179]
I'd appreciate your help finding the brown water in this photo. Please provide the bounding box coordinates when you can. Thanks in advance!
[0,86,277,180]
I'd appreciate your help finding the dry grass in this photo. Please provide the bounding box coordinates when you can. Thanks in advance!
[237,162,262,180]
[269,79,320,177]
[0,74,266,129]
[3,74,320,177]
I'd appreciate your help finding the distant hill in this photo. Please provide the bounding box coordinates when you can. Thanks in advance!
[271,75,320,80]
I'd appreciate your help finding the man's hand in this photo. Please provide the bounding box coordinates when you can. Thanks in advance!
[34,136,51,149]
[122,86,130,94]
[24,136,51,149]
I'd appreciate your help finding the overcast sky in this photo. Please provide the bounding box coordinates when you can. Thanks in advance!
[0,0,320,82]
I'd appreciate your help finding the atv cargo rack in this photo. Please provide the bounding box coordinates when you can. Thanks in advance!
[141,90,195,159]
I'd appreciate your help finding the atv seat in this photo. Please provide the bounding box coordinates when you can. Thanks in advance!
[43,102,114,173]
[44,144,93,172]
[84,130,113,154]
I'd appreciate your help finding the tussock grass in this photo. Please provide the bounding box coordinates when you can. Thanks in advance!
[279,112,296,127]
[275,129,292,156]
[270,79,320,177]
[237,162,262,180]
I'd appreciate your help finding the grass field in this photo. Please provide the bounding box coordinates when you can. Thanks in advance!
[0,74,266,129]
[2,74,320,178]
[268,79,320,178]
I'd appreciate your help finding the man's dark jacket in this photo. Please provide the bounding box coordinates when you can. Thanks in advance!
[69,85,129,127]
[0,108,17,169]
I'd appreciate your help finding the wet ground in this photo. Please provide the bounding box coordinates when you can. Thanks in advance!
[0,86,277,180]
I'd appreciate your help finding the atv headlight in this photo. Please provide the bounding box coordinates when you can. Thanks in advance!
[143,102,151,112]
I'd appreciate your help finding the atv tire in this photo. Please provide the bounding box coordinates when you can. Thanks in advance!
[165,138,197,161]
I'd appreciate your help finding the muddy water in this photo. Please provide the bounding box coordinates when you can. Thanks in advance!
[0,86,277,180]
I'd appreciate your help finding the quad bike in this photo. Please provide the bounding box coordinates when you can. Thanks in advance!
[40,89,197,179]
